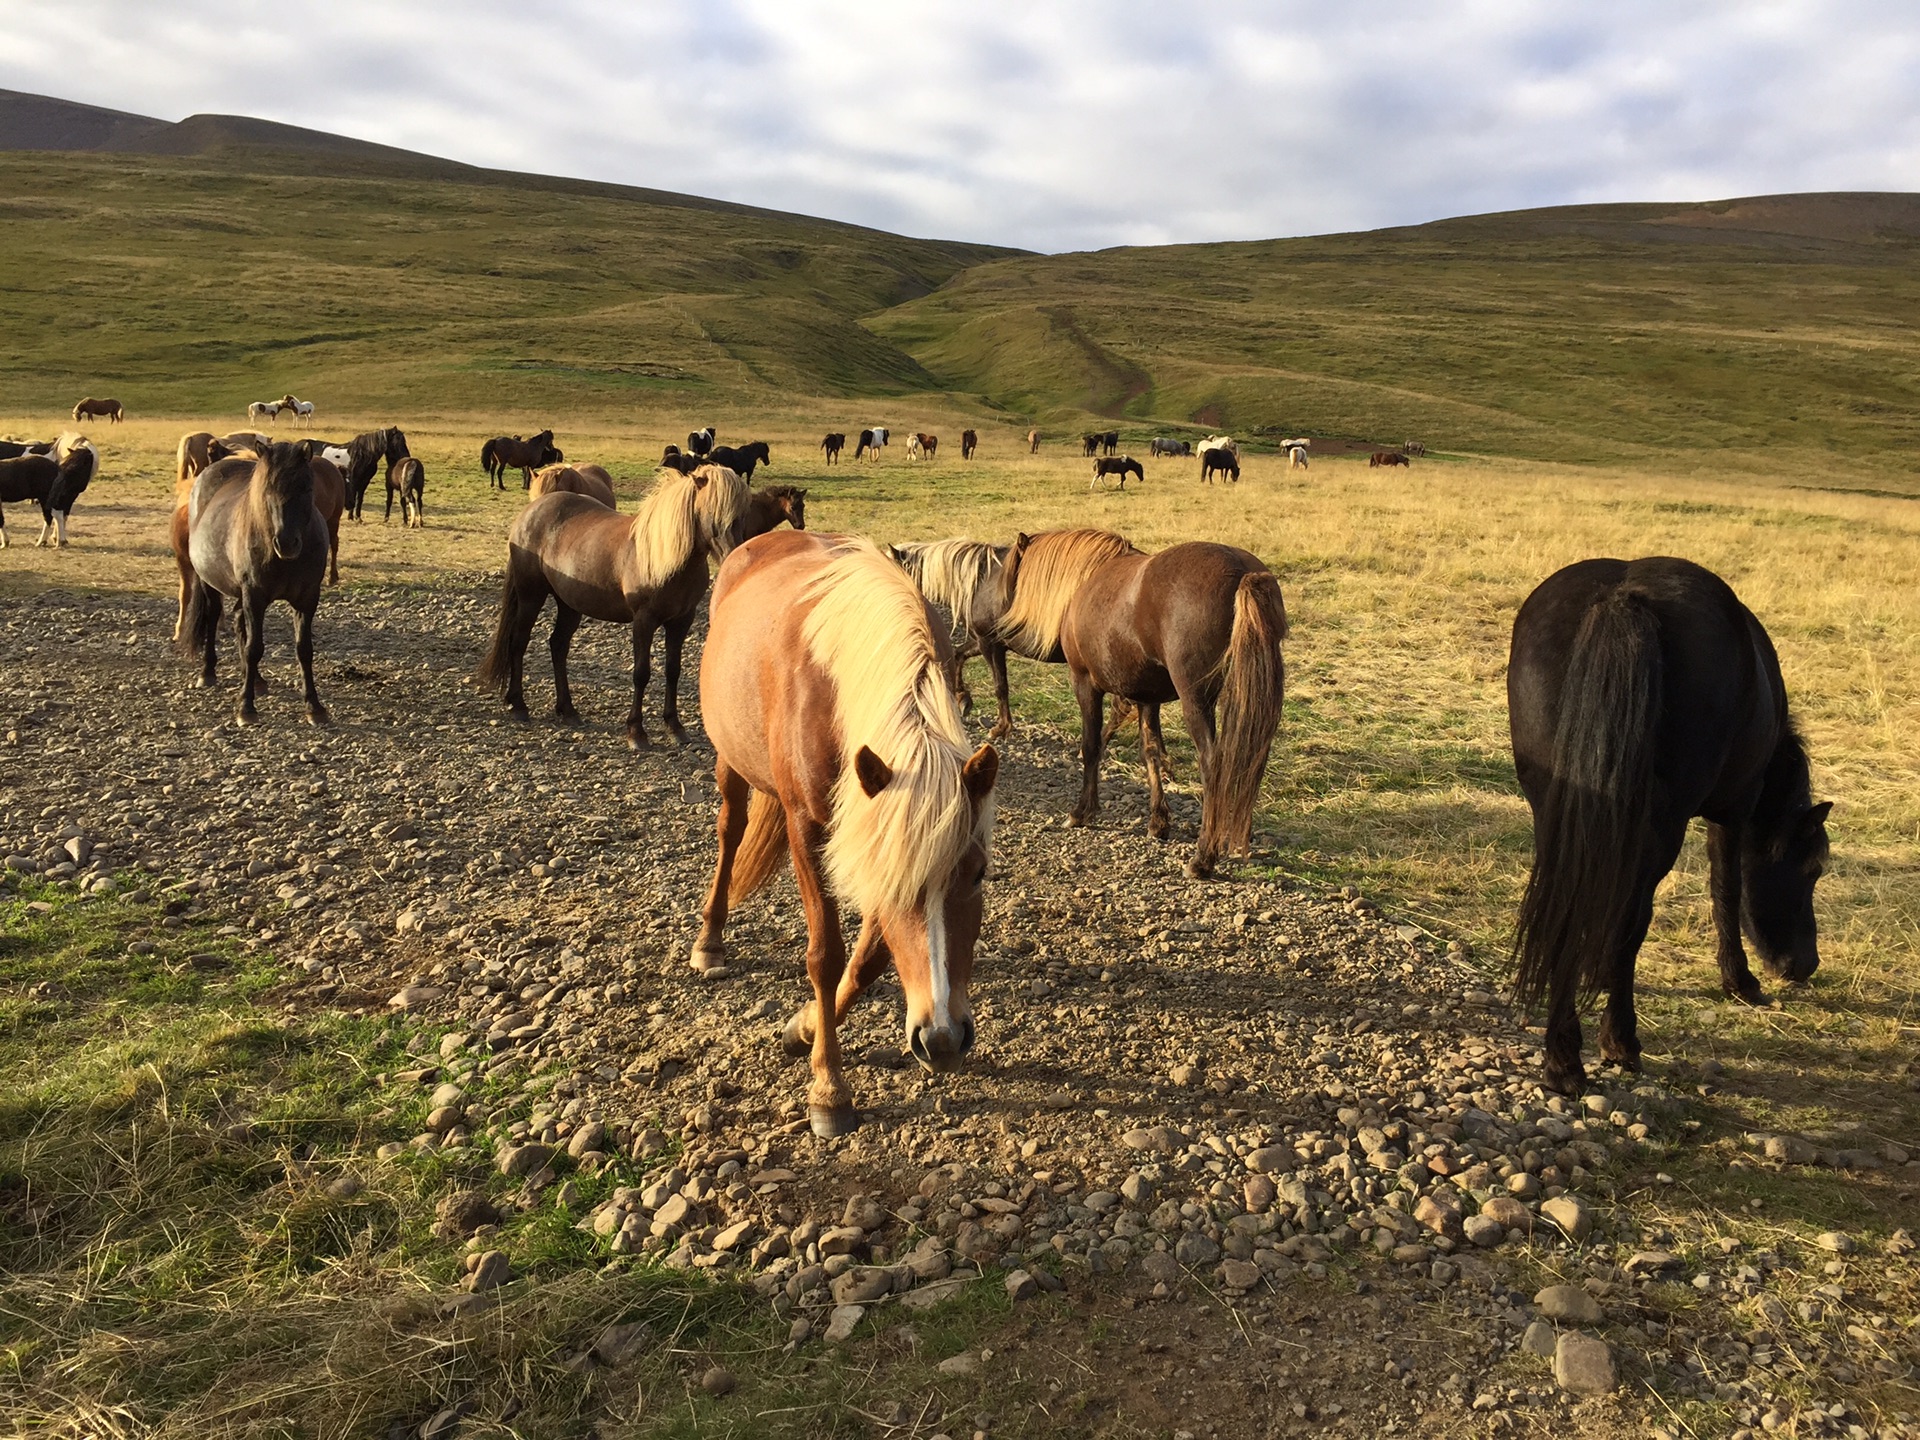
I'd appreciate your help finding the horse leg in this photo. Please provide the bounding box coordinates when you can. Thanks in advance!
[294,603,328,725]
[1142,702,1172,841]
[327,515,340,586]
[1708,819,1767,1001]
[236,589,268,725]
[831,914,894,1023]
[1103,696,1138,746]
[1178,689,1222,877]
[788,813,857,1136]
[658,614,693,746]
[1068,667,1105,827]
[690,764,750,974]
[547,602,583,721]
[985,639,1013,741]
[1598,828,1685,1072]
[195,584,222,688]
[625,617,659,749]
[502,586,544,722]
[1542,964,1586,1095]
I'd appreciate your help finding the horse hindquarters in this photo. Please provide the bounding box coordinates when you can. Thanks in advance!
[1195,571,1288,876]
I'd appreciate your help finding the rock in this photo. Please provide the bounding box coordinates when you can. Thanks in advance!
[429,1082,465,1109]
[419,1401,474,1439]
[1174,1232,1221,1267]
[1539,1195,1592,1242]
[935,1353,980,1378]
[833,1267,895,1305]
[700,1366,736,1397]
[464,1250,511,1292]
[1141,1251,1183,1285]
[1120,1172,1156,1206]
[1004,1269,1039,1303]
[818,1225,865,1256]
[712,1219,755,1252]
[388,984,445,1011]
[1462,1214,1506,1248]
[437,1033,471,1060]
[900,1276,973,1311]
[787,1317,812,1345]
[1391,1243,1431,1265]
[377,1141,408,1161]
[325,1174,363,1201]
[1816,1231,1856,1254]
[566,1122,607,1158]
[653,1194,693,1229]
[592,1321,650,1365]
[1506,1172,1542,1199]
[1553,1332,1617,1394]
[434,1190,500,1240]
[1242,1175,1277,1213]
[1765,1134,1818,1165]
[1521,1320,1557,1358]
[427,1106,462,1134]
[843,1194,889,1231]
[1219,1258,1262,1290]
[823,1304,865,1343]
[1414,1194,1463,1240]
[1479,1197,1532,1232]
[1534,1284,1603,1324]
[1624,1250,1680,1274]
[1245,1145,1291,1173]
[1084,1190,1120,1213]
[496,1143,555,1179]
[1170,1064,1201,1087]
[396,908,426,934]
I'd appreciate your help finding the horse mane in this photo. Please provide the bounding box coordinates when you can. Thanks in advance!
[998,528,1138,658]
[894,539,1004,623]
[628,464,747,586]
[53,433,97,485]
[800,539,988,916]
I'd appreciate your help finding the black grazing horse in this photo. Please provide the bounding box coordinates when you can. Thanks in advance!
[707,441,770,479]
[960,429,978,459]
[821,432,846,464]
[0,442,96,548]
[1508,557,1832,1094]
[1091,455,1144,489]
[336,427,410,519]
[687,427,716,457]
[1199,446,1240,484]
[482,431,562,490]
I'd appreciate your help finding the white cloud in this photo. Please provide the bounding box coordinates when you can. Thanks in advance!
[2,0,1917,251]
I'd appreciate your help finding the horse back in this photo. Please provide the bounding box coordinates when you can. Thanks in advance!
[0,453,57,503]
[1064,542,1268,695]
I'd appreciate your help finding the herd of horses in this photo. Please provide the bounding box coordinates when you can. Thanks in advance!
[7,408,1831,1115]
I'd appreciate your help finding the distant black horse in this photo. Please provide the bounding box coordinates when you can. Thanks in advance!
[659,446,700,476]
[1081,433,1102,457]
[0,442,97,547]
[960,429,978,459]
[707,441,770,479]
[1199,446,1240,483]
[335,427,410,519]
[1509,557,1831,1093]
[482,430,562,490]
[1090,455,1144,490]
[1101,430,1120,455]
[821,432,846,464]
[1149,437,1191,458]
[687,427,716,457]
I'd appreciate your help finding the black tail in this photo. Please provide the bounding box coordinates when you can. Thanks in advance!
[181,576,221,657]
[1513,588,1663,1007]
[476,579,522,691]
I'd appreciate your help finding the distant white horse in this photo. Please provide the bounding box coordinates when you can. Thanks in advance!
[906,433,927,460]
[288,398,315,426]
[1280,436,1311,450]
[1197,434,1238,458]
[247,400,283,424]
[1287,445,1309,470]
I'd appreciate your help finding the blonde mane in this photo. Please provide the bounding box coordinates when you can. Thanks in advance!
[628,463,747,587]
[997,528,1138,658]
[53,433,97,485]
[801,539,990,915]
[893,538,1003,635]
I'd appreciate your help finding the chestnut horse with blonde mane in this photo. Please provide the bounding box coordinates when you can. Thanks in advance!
[529,463,617,508]
[1001,528,1288,876]
[690,531,999,1136]
[478,464,748,746]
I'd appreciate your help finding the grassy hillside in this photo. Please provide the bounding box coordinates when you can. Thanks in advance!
[870,196,1920,472]
[0,149,1014,417]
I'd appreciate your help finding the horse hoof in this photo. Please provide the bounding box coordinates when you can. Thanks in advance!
[307,706,332,727]
[553,707,579,724]
[626,731,651,751]
[508,707,530,724]
[1542,1062,1586,1096]
[1185,855,1215,880]
[808,1105,860,1139]
[781,1012,814,1057]
[1067,811,1090,829]
[1148,819,1171,842]
[235,710,257,727]
[688,943,726,976]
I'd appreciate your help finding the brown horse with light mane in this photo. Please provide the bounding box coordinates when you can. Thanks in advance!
[478,464,747,747]
[690,531,999,1136]
[72,397,122,424]
[529,463,617,508]
[172,451,344,639]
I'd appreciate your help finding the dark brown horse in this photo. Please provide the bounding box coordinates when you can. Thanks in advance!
[1091,455,1144,489]
[477,465,748,747]
[386,456,426,526]
[1048,538,1287,877]
[1370,451,1410,467]
[72,397,122,424]
[744,484,807,537]
[986,528,1138,741]
[821,432,846,464]
[172,452,342,639]
[960,429,978,459]
[482,431,562,490]
[1200,447,1240,484]
[908,433,938,460]
[707,441,770,479]
[0,437,96,548]
[690,531,999,1135]
[1509,558,1831,1093]
[180,440,331,725]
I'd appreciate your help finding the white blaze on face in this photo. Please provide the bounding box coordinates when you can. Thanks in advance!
[923,881,952,1037]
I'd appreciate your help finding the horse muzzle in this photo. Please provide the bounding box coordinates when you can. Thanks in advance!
[272,534,303,560]
[909,1015,974,1074]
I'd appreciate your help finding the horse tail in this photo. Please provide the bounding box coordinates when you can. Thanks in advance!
[181,575,220,656]
[476,576,523,692]
[1205,569,1289,860]
[728,790,791,903]
[1512,587,1663,1008]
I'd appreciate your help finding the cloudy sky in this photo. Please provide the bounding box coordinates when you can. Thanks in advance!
[3,1,1917,252]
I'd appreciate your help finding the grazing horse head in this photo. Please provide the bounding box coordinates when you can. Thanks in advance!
[1742,736,1832,982]
[254,439,319,560]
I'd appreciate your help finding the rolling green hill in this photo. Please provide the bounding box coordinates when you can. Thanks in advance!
[871,195,1920,468]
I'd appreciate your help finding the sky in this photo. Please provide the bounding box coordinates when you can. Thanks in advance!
[3,0,1918,253]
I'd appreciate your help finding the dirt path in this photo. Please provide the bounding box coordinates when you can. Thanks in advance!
[4,582,1910,1437]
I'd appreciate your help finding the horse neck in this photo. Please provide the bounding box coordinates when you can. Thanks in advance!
[1748,727,1811,845]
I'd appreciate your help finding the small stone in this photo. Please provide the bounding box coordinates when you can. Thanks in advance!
[1245,1145,1290,1173]
[700,1366,736,1397]
[1539,1195,1592,1242]
[1462,1214,1506,1248]
[712,1219,755,1252]
[1624,1250,1680,1273]
[388,984,444,1011]
[1816,1231,1856,1254]
[1120,1172,1156,1206]
[834,1267,895,1305]
[1534,1284,1603,1324]
[843,1194,889,1231]
[1174,1232,1221,1266]
[1506,1172,1542,1199]
[325,1174,363,1201]
[427,1106,462,1134]
[1170,1064,1201,1087]
[429,1082,466,1109]
[1521,1320,1557,1358]
[592,1321,650,1365]
[653,1194,693,1229]
[819,1225,865,1256]
[1141,1251,1182,1285]
[435,1190,500,1239]
[1243,1175,1276,1213]
[787,1317,812,1345]
[1004,1269,1039,1302]
[935,1353,979,1378]
[823,1303,865,1343]
[497,1143,555,1179]
[1479,1197,1532,1232]
[396,908,426,935]
[464,1250,511,1292]
[1553,1332,1617,1394]
[1219,1258,1262,1290]
[1765,1134,1818,1165]
[566,1122,607,1158]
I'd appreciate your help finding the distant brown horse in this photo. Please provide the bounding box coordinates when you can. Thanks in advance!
[529,463,617,508]
[821,432,846,464]
[478,465,748,747]
[1370,451,1410,467]
[1027,429,1040,454]
[180,440,331,725]
[960,429,978,459]
[690,531,999,1135]
[1048,537,1288,877]
[171,450,342,639]
[907,433,938,460]
[482,430,562,489]
[386,456,426,527]
[176,432,219,492]
[72,397,122,425]
[1091,455,1144,489]
[744,484,807,537]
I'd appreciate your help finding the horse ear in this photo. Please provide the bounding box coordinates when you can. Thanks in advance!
[963,744,998,802]
[796,488,808,498]
[1015,532,1032,551]
[1800,801,1833,835]
[298,439,318,463]
[854,746,893,798]
[690,469,709,489]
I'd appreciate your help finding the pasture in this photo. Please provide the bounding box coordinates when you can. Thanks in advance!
[3,414,1918,1438]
